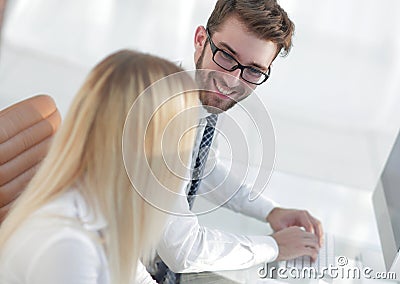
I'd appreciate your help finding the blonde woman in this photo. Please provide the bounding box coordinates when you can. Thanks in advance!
[0,50,198,283]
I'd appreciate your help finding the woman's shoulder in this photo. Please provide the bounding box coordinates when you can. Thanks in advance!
[0,190,106,283]
[0,221,105,283]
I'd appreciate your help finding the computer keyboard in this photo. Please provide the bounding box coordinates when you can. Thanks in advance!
[279,233,335,274]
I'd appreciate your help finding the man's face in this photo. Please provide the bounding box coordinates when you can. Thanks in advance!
[194,16,277,114]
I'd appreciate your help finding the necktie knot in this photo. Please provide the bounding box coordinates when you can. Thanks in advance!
[206,114,218,127]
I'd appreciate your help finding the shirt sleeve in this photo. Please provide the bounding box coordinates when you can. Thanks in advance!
[135,261,157,284]
[157,201,279,273]
[198,153,278,222]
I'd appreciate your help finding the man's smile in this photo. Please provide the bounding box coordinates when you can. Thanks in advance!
[212,78,236,100]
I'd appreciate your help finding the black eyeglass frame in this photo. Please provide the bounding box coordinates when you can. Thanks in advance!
[206,29,271,85]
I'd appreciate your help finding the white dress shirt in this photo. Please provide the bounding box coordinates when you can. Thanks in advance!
[156,111,279,273]
[0,190,156,284]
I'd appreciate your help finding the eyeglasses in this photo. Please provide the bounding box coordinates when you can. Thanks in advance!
[206,29,271,85]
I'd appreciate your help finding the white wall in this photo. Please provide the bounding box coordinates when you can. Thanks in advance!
[1,0,400,193]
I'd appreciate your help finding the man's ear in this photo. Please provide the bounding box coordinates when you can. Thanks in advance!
[194,26,207,62]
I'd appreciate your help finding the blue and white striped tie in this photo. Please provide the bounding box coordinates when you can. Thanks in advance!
[187,114,218,209]
[152,114,218,284]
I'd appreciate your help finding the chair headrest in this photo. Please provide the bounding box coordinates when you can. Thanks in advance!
[0,95,61,212]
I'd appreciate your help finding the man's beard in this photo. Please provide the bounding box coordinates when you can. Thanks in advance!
[195,48,247,114]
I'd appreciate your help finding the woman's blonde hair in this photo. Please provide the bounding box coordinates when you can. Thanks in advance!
[0,50,197,283]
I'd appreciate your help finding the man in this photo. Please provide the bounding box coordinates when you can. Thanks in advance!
[150,1,324,283]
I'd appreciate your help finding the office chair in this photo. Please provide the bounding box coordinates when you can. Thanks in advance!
[0,95,61,222]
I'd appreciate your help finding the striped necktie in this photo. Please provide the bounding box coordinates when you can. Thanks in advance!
[187,114,218,209]
[151,114,218,284]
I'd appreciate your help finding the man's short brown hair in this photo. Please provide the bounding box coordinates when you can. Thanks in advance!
[206,0,295,57]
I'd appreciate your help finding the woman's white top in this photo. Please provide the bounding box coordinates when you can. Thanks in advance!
[0,190,156,284]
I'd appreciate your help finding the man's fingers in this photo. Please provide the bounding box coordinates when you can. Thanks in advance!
[304,246,319,262]
[315,221,324,247]
[309,216,324,247]
[272,227,322,261]
[302,231,319,247]
[300,211,324,248]
[299,211,315,234]
[300,231,320,262]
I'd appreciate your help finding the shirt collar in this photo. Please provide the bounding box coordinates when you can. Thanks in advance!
[72,190,107,231]
[37,189,107,232]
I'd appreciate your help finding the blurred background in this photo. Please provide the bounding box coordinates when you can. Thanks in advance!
[1,0,400,250]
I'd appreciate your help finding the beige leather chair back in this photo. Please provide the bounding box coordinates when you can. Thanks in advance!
[0,95,61,221]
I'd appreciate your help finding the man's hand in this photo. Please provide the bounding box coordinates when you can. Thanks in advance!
[272,226,320,261]
[266,207,323,247]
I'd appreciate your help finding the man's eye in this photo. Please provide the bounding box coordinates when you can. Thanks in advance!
[220,51,235,61]
[247,67,262,76]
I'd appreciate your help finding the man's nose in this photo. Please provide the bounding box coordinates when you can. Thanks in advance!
[223,68,241,87]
